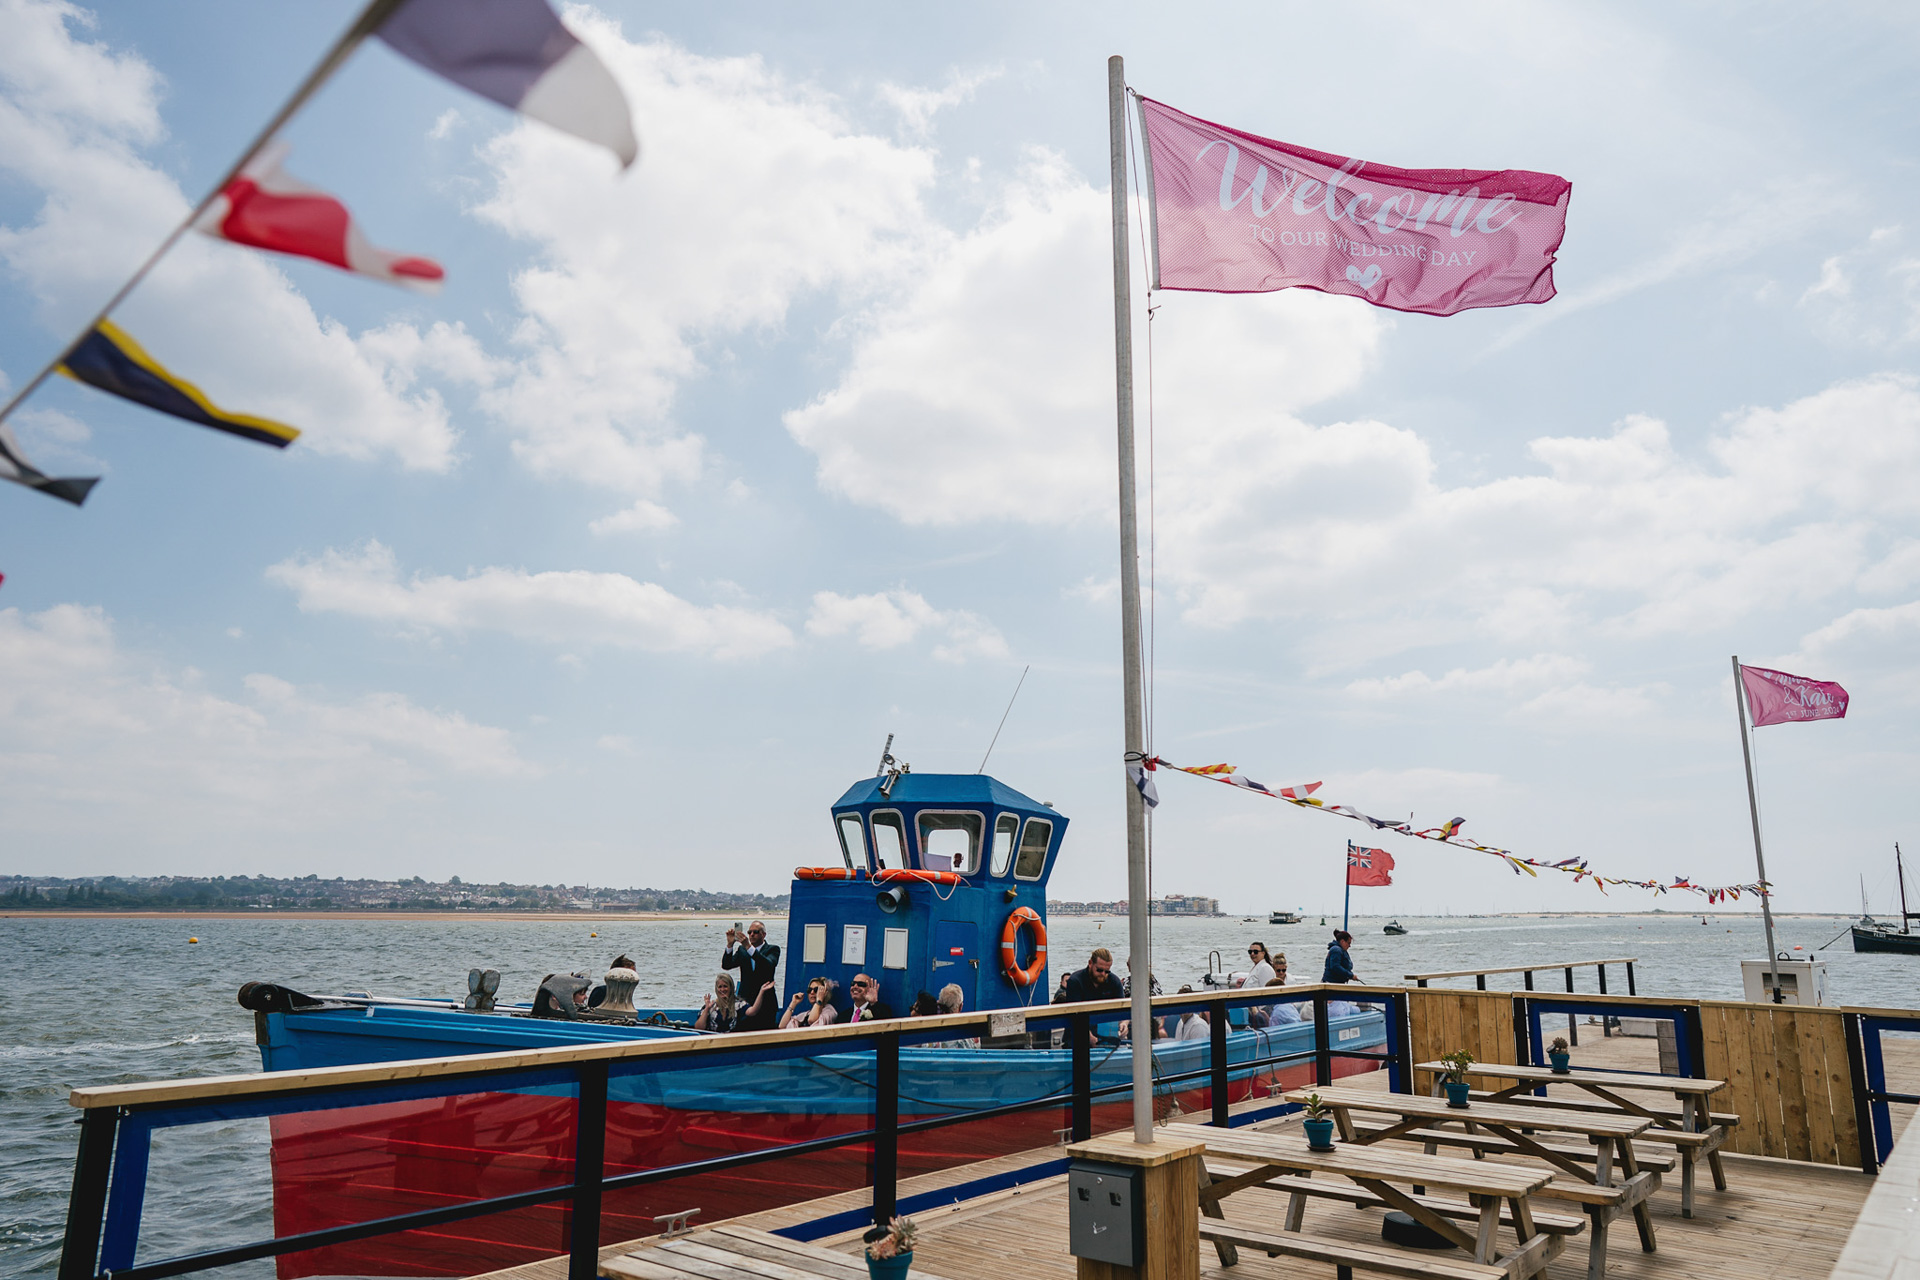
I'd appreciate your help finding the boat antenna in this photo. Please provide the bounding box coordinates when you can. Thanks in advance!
[875,733,895,777]
[977,665,1031,774]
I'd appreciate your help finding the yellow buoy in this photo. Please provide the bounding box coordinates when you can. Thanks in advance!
[591,932,599,938]
[188,937,200,944]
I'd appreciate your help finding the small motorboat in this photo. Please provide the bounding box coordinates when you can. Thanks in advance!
[1382,920,1408,936]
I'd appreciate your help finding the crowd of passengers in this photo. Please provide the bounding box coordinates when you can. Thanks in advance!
[532,924,1367,1037]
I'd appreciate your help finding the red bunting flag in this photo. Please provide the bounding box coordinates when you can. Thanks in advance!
[1346,843,1394,887]
[194,144,444,292]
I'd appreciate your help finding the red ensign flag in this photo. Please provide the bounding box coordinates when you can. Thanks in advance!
[1347,844,1395,887]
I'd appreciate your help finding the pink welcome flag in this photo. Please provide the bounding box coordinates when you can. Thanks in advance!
[1740,664,1850,727]
[1137,96,1570,316]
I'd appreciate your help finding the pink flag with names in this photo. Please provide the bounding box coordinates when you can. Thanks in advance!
[1740,664,1850,727]
[1137,96,1570,316]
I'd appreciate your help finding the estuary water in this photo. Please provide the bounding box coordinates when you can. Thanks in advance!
[2,910,1906,1278]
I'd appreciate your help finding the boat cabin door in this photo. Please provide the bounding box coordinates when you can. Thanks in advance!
[933,919,977,1013]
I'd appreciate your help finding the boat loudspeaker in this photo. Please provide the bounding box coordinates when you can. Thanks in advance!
[877,885,909,914]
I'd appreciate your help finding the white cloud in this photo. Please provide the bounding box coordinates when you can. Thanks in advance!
[806,589,1008,662]
[1797,226,1920,348]
[876,65,1001,139]
[0,604,532,848]
[0,0,469,470]
[467,18,939,505]
[426,107,464,141]
[589,499,678,535]
[786,150,1387,527]
[1347,654,1590,699]
[268,540,794,660]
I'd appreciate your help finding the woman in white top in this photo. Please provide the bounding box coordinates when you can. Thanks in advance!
[1241,941,1276,989]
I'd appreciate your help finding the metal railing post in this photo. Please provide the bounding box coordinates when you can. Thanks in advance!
[1598,965,1611,1036]
[1390,991,1413,1094]
[1522,969,1534,991]
[59,1106,120,1280]
[1209,1004,1230,1126]
[1626,961,1636,996]
[1564,967,1577,1046]
[1475,974,1487,991]
[1684,1006,1706,1081]
[1312,991,1332,1087]
[568,1063,608,1280]
[873,1031,900,1225]
[1071,1014,1092,1141]
[1843,1014,1878,1175]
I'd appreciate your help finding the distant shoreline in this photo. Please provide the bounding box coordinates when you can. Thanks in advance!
[0,910,787,922]
[0,909,1847,921]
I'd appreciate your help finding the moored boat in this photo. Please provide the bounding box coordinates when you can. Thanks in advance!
[1851,844,1918,955]
[243,767,1388,1277]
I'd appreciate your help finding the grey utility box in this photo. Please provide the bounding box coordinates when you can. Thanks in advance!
[1068,1160,1143,1267]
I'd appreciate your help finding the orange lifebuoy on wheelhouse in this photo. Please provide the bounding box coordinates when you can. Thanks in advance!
[873,867,963,887]
[999,906,1047,987]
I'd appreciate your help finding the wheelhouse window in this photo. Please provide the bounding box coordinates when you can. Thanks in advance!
[1014,817,1052,880]
[835,813,866,871]
[916,811,983,874]
[871,810,907,870]
[990,813,1018,876]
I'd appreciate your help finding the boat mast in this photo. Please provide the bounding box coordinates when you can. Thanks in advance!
[1106,54,1155,1144]
[1731,656,1784,1002]
[1899,843,1911,935]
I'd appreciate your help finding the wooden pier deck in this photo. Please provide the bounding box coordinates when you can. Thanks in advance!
[478,1030,1920,1280]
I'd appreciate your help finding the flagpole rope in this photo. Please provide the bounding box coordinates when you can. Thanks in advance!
[0,0,408,434]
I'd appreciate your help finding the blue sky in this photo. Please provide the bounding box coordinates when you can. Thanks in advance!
[2,0,1916,917]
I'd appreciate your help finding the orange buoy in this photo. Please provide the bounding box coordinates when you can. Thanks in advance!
[998,906,1047,987]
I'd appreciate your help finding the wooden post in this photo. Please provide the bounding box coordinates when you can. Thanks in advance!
[1067,1131,1206,1280]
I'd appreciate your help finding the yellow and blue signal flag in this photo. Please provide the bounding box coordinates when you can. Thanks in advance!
[57,319,300,448]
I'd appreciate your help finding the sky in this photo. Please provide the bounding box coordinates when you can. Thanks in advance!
[1,0,1916,919]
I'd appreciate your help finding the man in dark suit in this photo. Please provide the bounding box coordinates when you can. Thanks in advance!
[721,920,781,1030]
[845,972,894,1022]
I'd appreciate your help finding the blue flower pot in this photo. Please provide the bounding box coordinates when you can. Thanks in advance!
[1444,1080,1471,1108]
[1549,1052,1571,1074]
[1303,1117,1336,1150]
[867,1251,912,1279]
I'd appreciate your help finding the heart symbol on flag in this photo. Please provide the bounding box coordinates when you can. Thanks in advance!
[1345,264,1383,291]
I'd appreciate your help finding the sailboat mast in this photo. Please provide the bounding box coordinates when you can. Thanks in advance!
[1106,54,1155,1145]
[1732,656,1784,1002]
[1899,843,1911,935]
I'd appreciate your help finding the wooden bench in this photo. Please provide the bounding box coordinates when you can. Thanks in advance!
[1205,1160,1589,1237]
[1198,1221,1545,1280]
[603,1223,953,1279]
[1466,1089,1740,1130]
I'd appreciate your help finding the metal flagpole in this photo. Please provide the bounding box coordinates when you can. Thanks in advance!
[1107,54,1154,1145]
[0,0,408,433]
[1343,849,1352,934]
[1731,655,1783,1002]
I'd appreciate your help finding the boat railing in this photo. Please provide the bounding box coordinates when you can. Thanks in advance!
[56,982,1411,1280]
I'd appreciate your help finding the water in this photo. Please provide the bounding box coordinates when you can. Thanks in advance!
[2,910,1907,1278]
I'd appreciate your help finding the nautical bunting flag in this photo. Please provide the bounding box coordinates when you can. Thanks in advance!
[1136,96,1570,316]
[194,144,444,292]
[1125,754,1159,809]
[1148,753,1766,901]
[0,420,99,506]
[58,321,301,449]
[1739,664,1849,727]
[378,0,638,167]
[1346,843,1394,887]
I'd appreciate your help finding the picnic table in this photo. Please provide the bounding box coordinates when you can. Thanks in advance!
[1159,1121,1567,1280]
[1416,1060,1734,1217]
[1286,1086,1658,1280]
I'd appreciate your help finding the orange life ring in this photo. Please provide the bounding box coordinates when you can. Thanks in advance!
[794,866,854,881]
[999,906,1047,987]
[874,867,963,886]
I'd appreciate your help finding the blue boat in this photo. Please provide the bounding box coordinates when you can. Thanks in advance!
[247,768,1387,1277]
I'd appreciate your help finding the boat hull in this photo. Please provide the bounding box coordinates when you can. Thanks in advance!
[1851,925,1920,954]
[259,1006,1389,1277]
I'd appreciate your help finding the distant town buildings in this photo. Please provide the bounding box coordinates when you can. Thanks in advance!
[1049,894,1221,917]
[0,875,788,914]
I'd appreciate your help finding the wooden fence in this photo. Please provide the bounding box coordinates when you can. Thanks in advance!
[1404,989,1866,1167]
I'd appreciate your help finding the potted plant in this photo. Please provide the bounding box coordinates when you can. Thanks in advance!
[1547,1036,1571,1074]
[1301,1092,1336,1151]
[863,1215,917,1279]
[1439,1050,1474,1107]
